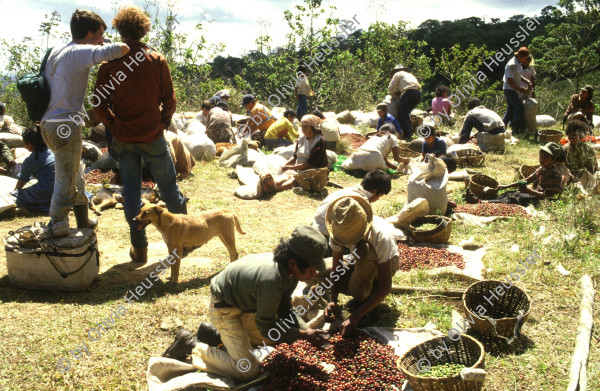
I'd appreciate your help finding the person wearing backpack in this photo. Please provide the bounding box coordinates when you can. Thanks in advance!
[40,9,129,238]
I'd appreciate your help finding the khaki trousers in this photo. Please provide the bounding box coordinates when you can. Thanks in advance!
[191,295,272,381]
[311,242,399,302]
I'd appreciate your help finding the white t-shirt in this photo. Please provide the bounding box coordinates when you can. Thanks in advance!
[465,106,505,131]
[295,76,312,96]
[519,66,536,97]
[388,71,421,96]
[196,111,208,126]
[330,216,399,265]
[312,185,372,236]
[295,135,320,165]
[360,133,399,157]
[503,56,523,91]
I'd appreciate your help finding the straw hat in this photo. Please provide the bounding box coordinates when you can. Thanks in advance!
[390,64,409,77]
[326,196,373,246]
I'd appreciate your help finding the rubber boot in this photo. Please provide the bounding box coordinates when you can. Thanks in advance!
[162,329,197,362]
[196,322,223,347]
[73,204,98,229]
[129,246,148,264]
[181,196,189,215]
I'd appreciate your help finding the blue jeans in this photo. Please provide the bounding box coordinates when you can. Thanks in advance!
[112,136,187,248]
[503,89,524,132]
[263,138,293,149]
[395,89,421,140]
[296,94,308,120]
[460,117,504,143]
[460,117,485,144]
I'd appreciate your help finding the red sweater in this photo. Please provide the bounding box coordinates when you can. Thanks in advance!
[93,41,176,143]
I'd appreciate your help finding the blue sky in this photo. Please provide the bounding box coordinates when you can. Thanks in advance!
[0,0,556,58]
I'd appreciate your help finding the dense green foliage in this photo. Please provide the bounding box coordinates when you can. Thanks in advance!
[0,0,598,127]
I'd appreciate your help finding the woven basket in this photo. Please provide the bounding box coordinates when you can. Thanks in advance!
[409,216,452,244]
[469,174,499,200]
[538,129,563,144]
[398,147,422,159]
[462,280,531,338]
[455,149,485,167]
[411,114,424,130]
[515,165,538,180]
[398,335,486,391]
[295,167,329,192]
[409,138,425,153]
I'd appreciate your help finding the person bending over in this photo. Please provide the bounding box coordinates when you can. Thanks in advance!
[162,225,331,381]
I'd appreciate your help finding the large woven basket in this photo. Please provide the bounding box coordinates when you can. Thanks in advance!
[538,129,563,144]
[398,335,486,391]
[468,174,499,200]
[455,149,485,167]
[398,147,422,158]
[409,215,452,244]
[462,280,531,338]
[411,114,424,130]
[294,167,329,192]
[515,165,538,180]
[409,138,425,153]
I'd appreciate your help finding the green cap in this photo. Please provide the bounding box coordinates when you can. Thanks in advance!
[540,142,562,158]
[287,225,327,272]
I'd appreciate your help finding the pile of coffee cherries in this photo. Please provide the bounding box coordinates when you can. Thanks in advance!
[341,134,367,149]
[85,169,155,188]
[397,244,465,271]
[260,331,404,390]
[421,362,466,378]
[454,203,529,218]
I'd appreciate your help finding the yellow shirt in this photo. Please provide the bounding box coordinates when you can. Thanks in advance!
[264,118,299,141]
[249,103,277,132]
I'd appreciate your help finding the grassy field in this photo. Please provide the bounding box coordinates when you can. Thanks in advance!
[0,126,599,391]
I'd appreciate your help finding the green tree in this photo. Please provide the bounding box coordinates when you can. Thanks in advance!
[530,0,600,91]
[434,44,502,112]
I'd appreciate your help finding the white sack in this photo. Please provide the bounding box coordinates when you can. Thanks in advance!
[182,133,216,160]
[253,154,287,177]
[407,155,449,215]
[536,115,557,127]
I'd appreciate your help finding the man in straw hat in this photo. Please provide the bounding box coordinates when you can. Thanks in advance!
[518,54,536,99]
[162,225,331,381]
[387,64,421,141]
[502,47,533,134]
[320,195,399,336]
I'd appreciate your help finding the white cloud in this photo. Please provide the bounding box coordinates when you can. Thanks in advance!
[0,0,555,59]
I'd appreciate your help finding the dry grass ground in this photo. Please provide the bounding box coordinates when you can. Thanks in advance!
[0,129,598,390]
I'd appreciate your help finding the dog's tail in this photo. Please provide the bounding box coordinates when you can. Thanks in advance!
[233,214,246,235]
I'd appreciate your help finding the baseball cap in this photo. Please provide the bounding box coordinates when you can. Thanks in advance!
[287,225,328,272]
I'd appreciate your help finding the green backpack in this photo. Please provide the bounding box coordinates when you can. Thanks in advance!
[17,47,53,123]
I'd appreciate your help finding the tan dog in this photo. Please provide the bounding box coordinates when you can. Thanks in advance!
[133,204,245,283]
